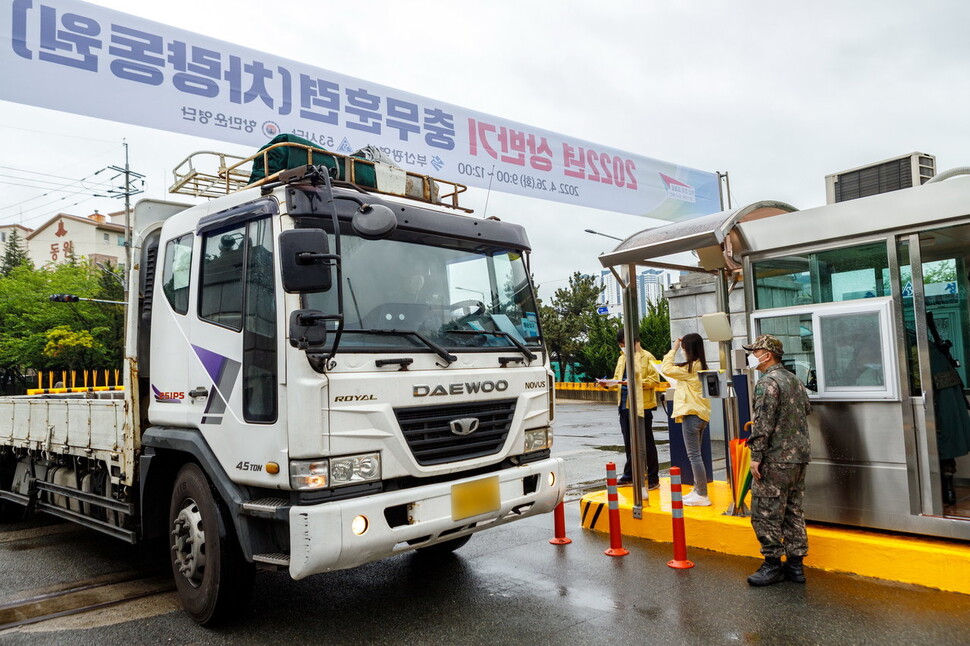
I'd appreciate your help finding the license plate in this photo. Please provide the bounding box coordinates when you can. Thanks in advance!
[451,476,500,521]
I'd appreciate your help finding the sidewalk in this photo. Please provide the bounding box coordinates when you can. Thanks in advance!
[580,481,970,595]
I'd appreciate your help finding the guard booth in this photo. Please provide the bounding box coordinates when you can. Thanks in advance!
[599,172,970,541]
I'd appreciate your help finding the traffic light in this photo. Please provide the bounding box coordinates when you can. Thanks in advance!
[49,294,80,302]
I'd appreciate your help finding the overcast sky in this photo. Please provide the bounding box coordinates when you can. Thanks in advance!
[2,0,969,299]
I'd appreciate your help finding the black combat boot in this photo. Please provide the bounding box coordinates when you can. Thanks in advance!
[942,474,957,506]
[784,557,806,583]
[747,558,785,586]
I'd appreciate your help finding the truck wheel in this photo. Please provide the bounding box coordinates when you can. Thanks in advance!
[415,534,472,558]
[169,463,254,625]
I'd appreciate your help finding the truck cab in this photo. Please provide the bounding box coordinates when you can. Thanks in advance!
[135,157,564,622]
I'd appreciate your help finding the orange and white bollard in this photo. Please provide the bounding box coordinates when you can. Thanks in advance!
[667,466,695,569]
[604,461,629,557]
[549,501,572,545]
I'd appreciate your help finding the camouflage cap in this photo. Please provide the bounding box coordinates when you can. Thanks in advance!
[743,334,784,356]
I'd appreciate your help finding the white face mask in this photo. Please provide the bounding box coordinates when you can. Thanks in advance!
[747,353,763,370]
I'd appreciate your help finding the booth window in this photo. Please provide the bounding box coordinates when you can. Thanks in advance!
[754,241,890,309]
[757,312,817,391]
[752,297,897,400]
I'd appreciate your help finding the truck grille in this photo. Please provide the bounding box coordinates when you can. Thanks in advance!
[394,399,516,466]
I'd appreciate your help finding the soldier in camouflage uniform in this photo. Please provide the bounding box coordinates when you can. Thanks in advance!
[743,334,812,586]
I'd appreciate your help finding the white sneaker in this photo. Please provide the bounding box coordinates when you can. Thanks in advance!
[683,493,711,506]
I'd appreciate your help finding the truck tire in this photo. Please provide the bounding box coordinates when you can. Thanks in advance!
[415,534,472,558]
[169,462,254,625]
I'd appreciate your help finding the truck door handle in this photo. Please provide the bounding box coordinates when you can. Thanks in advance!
[188,387,209,398]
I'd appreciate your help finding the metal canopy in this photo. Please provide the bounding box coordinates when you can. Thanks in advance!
[598,200,798,272]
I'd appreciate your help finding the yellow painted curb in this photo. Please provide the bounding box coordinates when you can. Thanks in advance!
[580,481,970,595]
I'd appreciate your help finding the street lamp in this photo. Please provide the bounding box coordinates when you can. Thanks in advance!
[584,229,623,242]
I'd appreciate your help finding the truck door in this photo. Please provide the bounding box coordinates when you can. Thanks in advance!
[186,214,284,476]
[897,225,970,519]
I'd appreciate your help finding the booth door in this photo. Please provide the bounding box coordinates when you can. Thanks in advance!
[898,226,970,519]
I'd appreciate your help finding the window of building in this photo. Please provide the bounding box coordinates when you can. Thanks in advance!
[753,241,890,309]
[1,232,6,243]
[103,232,110,243]
[751,297,897,400]
[118,235,126,246]
[161,233,193,315]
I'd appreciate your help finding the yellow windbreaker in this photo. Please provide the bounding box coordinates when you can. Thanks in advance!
[613,346,660,415]
[660,349,711,422]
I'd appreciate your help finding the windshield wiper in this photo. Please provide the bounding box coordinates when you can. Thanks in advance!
[444,329,537,362]
[354,329,456,365]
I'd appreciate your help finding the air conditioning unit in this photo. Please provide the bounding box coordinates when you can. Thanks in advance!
[825,152,936,204]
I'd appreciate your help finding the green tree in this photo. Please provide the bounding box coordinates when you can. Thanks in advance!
[577,313,621,380]
[639,297,672,360]
[43,326,99,369]
[0,262,123,378]
[539,272,602,379]
[0,228,31,276]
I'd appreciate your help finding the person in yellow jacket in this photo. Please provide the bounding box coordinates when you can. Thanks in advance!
[610,329,661,488]
[661,333,712,506]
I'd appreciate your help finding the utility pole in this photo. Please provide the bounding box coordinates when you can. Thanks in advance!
[97,141,144,293]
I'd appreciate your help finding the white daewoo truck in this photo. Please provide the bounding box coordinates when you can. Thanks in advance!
[0,144,564,625]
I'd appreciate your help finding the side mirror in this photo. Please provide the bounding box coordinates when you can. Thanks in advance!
[352,203,397,240]
[289,310,328,349]
[279,229,335,293]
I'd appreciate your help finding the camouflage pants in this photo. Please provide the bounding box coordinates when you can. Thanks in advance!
[751,462,808,560]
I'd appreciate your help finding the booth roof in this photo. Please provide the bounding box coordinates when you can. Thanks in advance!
[597,200,797,271]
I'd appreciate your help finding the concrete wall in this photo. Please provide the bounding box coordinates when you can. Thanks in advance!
[665,272,748,372]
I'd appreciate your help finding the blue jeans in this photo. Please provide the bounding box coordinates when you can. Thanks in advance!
[681,415,709,496]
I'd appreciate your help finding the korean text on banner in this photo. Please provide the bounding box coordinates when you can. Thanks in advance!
[1,0,720,220]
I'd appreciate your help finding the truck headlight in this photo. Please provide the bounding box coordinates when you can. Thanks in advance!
[330,453,381,487]
[524,428,551,452]
[290,453,382,490]
[290,460,329,490]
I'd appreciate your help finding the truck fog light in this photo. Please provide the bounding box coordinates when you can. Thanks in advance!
[352,515,369,536]
[547,471,556,487]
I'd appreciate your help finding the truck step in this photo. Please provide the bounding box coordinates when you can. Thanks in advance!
[253,553,290,566]
[241,497,290,519]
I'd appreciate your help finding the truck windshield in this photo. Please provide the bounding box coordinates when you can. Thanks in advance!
[300,223,541,353]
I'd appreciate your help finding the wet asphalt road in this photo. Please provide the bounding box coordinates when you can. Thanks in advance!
[2,401,969,645]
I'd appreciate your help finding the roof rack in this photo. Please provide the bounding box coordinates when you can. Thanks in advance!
[169,142,470,212]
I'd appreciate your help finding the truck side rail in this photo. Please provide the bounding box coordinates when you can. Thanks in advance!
[169,142,470,211]
[0,396,133,486]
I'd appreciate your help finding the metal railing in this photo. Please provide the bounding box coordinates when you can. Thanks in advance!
[169,142,470,211]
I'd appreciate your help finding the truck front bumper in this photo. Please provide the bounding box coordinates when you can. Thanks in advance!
[288,456,564,579]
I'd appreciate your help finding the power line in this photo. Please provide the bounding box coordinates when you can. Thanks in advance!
[0,174,114,193]
[0,168,121,226]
